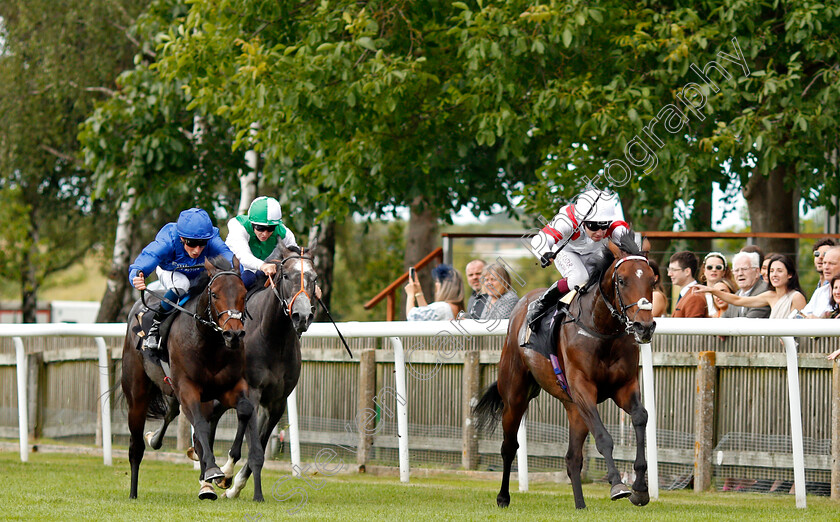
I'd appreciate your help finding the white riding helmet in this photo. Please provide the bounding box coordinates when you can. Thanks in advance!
[574,189,624,223]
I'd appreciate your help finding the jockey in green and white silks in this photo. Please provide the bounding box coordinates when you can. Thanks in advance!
[225,196,299,288]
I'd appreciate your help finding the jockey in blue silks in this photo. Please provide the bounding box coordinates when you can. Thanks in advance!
[129,207,238,350]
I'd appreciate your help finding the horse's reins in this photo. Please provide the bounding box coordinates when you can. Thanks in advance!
[141,269,245,334]
[267,250,353,358]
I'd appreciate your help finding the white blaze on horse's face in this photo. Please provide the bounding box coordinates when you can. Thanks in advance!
[635,269,643,279]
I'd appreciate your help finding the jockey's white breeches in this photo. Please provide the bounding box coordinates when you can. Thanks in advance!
[553,249,607,290]
[155,267,191,295]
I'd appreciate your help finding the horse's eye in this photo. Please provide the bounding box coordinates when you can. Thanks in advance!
[617,277,626,286]
[210,292,218,299]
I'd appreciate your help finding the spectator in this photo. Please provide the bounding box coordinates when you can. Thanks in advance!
[405,264,465,321]
[722,251,771,318]
[667,251,707,318]
[812,238,836,288]
[710,280,737,318]
[649,259,668,317]
[479,263,519,320]
[805,246,840,318]
[697,254,806,319]
[740,244,764,270]
[760,253,776,283]
[824,275,840,319]
[700,251,735,317]
[465,259,487,319]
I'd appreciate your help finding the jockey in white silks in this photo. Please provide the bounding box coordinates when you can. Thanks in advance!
[527,189,635,330]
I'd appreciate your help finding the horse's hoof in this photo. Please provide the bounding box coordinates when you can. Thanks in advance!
[186,447,199,461]
[198,484,217,501]
[496,494,510,508]
[225,488,241,499]
[610,483,632,500]
[144,432,155,447]
[629,490,650,506]
[215,476,233,489]
[204,467,224,482]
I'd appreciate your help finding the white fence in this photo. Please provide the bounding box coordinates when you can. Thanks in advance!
[3,318,840,509]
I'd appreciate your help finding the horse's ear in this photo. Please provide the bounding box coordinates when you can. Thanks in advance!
[607,241,622,258]
[307,237,318,255]
[268,241,292,261]
[232,255,240,272]
[204,257,218,274]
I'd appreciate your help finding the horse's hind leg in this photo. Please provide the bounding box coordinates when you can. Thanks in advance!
[564,404,590,509]
[496,387,529,508]
[127,395,149,499]
[615,384,649,506]
[570,380,631,501]
[144,396,179,450]
[227,401,279,501]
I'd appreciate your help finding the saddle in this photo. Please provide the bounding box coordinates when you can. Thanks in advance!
[131,293,191,365]
[521,290,577,393]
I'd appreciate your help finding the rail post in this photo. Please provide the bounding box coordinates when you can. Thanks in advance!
[14,337,28,462]
[694,350,716,491]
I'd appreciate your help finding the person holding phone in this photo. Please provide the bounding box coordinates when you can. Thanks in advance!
[404,264,464,321]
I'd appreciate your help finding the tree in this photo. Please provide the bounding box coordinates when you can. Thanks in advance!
[0,0,149,321]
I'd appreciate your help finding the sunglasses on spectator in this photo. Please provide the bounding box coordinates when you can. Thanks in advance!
[181,238,209,248]
[705,264,724,271]
[814,251,825,258]
[253,224,277,233]
[584,221,610,231]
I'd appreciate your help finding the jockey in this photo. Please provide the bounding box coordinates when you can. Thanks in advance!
[225,196,298,289]
[527,189,634,330]
[129,208,238,351]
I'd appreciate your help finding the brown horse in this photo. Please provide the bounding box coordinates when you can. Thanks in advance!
[474,235,656,509]
[121,255,264,501]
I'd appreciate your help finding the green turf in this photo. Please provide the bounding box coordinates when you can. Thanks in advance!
[2,451,838,521]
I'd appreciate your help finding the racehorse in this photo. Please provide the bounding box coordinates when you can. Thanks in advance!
[121,255,264,501]
[219,240,317,498]
[474,234,656,509]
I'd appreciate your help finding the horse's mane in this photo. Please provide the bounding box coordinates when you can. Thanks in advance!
[192,255,235,295]
[581,232,645,292]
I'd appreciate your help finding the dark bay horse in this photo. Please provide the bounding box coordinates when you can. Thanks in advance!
[475,235,656,509]
[122,256,264,501]
[221,241,316,498]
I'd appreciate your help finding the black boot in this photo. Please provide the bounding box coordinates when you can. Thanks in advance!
[143,314,163,351]
[527,284,564,332]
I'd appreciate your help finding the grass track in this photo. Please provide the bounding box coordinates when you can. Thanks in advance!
[3,451,838,521]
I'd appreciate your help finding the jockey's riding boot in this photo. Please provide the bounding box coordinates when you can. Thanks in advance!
[527,279,570,332]
[143,313,163,351]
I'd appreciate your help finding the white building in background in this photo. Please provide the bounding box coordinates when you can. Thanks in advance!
[0,301,100,323]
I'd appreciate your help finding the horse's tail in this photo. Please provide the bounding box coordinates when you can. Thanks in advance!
[146,385,169,420]
[473,381,504,435]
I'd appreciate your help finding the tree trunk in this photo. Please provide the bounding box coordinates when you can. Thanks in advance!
[21,205,39,324]
[96,191,136,323]
[310,220,335,322]
[238,123,261,214]
[404,197,439,319]
[686,186,712,255]
[743,165,798,257]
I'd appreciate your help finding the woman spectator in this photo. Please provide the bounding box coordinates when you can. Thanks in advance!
[760,253,777,283]
[826,277,840,360]
[710,279,737,318]
[700,252,735,317]
[696,254,806,319]
[479,263,519,320]
[404,264,465,321]
[649,259,668,317]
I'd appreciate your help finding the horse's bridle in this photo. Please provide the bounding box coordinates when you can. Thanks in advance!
[268,250,316,319]
[204,269,246,333]
[597,255,654,336]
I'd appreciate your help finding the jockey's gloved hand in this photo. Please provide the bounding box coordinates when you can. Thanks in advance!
[540,251,556,268]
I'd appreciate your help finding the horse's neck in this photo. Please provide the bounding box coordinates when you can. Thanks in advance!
[255,288,293,336]
[580,274,619,328]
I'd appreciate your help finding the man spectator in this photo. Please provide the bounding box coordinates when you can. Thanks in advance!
[740,245,764,281]
[812,238,835,288]
[722,251,771,318]
[668,251,707,318]
[805,246,840,318]
[465,259,487,318]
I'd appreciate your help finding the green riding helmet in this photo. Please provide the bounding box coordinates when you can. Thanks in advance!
[248,196,283,226]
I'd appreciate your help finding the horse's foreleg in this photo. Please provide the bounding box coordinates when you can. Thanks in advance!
[145,396,179,450]
[180,389,222,482]
[245,398,265,502]
[616,384,649,506]
[564,405,590,509]
[569,380,630,501]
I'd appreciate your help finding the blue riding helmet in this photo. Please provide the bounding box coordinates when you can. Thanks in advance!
[175,208,215,240]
